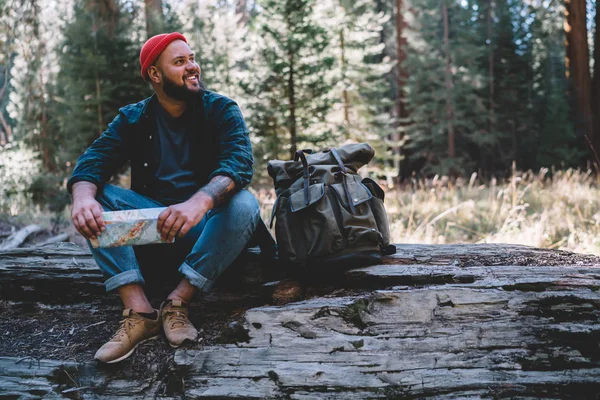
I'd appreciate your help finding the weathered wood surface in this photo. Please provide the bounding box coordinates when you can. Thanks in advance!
[0,224,43,250]
[1,243,599,398]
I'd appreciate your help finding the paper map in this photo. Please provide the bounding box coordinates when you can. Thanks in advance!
[90,208,170,248]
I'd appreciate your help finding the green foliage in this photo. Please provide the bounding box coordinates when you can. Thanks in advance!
[326,0,396,176]
[529,0,582,169]
[0,143,40,214]
[53,0,151,168]
[242,0,336,162]
[188,1,249,103]
[404,0,487,175]
[0,0,596,217]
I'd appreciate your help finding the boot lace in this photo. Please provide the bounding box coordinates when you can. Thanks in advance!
[110,317,139,342]
[165,308,188,329]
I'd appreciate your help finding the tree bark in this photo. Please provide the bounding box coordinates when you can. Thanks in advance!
[395,0,408,178]
[0,112,11,145]
[144,0,164,38]
[286,17,297,159]
[340,28,350,128]
[565,0,593,147]
[2,243,599,397]
[235,0,249,27]
[442,0,455,160]
[487,0,495,170]
[95,72,103,136]
[592,0,600,154]
[0,225,43,251]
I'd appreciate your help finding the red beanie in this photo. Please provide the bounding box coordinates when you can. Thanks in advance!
[140,32,187,80]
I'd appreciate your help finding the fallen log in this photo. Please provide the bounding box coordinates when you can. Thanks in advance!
[0,243,599,398]
[0,224,43,250]
[36,232,71,247]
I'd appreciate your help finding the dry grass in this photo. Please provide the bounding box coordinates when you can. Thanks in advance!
[252,167,600,256]
[3,165,600,257]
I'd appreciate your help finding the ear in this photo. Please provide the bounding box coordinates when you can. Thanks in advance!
[148,66,161,84]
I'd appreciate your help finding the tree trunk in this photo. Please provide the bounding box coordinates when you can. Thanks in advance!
[86,0,119,38]
[442,0,455,159]
[286,18,297,159]
[38,63,54,171]
[0,112,11,145]
[144,0,164,38]
[3,243,600,397]
[565,0,593,147]
[0,225,43,251]
[592,0,600,155]
[395,0,408,179]
[487,0,495,170]
[340,28,350,129]
[235,0,249,27]
[95,72,103,136]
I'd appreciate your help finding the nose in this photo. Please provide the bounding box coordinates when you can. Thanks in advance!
[186,60,199,71]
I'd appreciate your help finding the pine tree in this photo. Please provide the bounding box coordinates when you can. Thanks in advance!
[53,0,151,167]
[5,0,58,171]
[470,0,537,173]
[529,0,582,168]
[242,0,336,161]
[187,0,251,107]
[403,0,487,175]
[323,0,396,177]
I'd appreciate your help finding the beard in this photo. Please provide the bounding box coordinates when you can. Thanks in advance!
[162,73,205,101]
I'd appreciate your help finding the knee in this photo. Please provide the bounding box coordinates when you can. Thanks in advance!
[95,184,130,210]
[228,190,260,223]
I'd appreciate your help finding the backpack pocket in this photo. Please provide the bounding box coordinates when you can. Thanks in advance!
[361,178,391,248]
[331,181,383,249]
[274,183,345,264]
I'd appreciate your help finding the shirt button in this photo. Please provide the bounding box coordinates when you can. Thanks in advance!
[149,135,152,139]
[143,163,148,167]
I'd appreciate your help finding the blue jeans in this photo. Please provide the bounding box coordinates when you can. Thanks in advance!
[89,184,260,293]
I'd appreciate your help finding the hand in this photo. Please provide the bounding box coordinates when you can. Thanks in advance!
[157,197,211,242]
[71,196,105,240]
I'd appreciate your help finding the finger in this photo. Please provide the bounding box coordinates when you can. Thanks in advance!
[177,221,193,239]
[157,208,171,232]
[167,217,186,242]
[77,214,95,239]
[91,205,106,231]
[72,213,81,231]
[84,210,101,236]
[161,213,178,241]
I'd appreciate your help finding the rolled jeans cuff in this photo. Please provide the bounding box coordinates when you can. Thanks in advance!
[179,263,214,293]
[104,269,145,292]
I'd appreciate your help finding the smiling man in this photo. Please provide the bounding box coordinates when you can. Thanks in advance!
[67,32,259,363]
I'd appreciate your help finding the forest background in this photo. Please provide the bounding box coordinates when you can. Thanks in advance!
[1,0,600,255]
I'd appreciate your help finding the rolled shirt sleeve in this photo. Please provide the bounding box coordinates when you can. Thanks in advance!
[207,100,253,190]
[67,112,129,193]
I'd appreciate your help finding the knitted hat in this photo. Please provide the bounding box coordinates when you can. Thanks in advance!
[139,32,188,80]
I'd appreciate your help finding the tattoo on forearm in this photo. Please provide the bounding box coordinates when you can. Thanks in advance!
[200,176,236,208]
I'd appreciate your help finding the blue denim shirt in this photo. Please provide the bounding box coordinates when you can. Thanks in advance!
[67,90,253,199]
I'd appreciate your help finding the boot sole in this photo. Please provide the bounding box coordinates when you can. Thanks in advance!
[167,336,198,348]
[99,334,160,364]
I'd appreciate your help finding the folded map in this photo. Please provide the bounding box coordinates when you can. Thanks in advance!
[90,208,171,248]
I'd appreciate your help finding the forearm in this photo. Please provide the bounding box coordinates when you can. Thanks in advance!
[189,175,236,210]
[72,181,98,202]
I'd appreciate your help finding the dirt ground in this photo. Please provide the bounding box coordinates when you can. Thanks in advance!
[0,293,267,372]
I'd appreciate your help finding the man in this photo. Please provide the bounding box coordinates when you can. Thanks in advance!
[68,32,260,363]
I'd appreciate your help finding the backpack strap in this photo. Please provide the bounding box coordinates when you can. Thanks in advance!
[330,148,356,215]
[294,150,311,206]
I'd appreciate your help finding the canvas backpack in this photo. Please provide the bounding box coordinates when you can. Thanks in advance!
[268,143,394,269]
